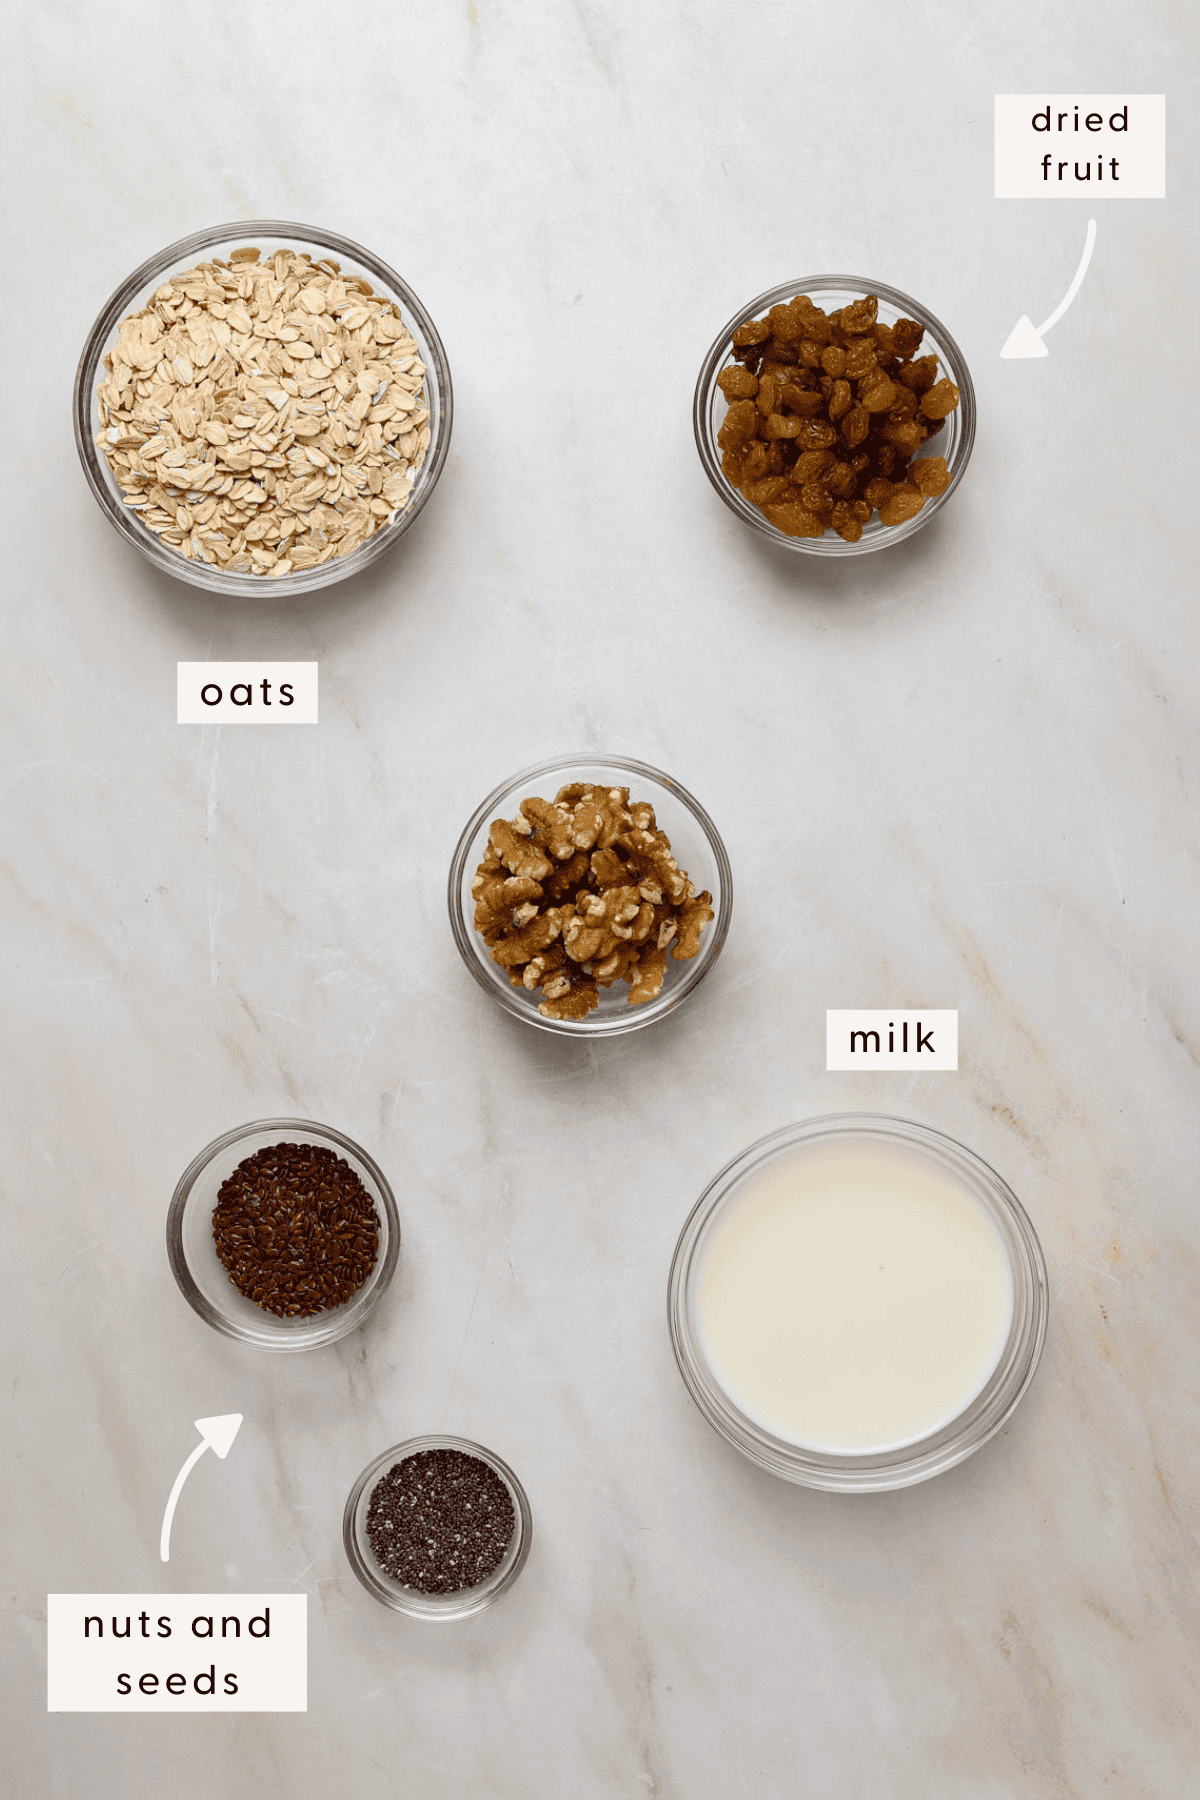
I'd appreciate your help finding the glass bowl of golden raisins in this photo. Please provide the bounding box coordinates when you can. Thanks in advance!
[694,276,975,555]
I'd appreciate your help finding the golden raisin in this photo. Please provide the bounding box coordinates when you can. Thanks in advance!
[716,365,758,400]
[741,442,770,482]
[796,419,836,450]
[843,339,878,381]
[910,455,952,496]
[793,449,835,482]
[756,370,784,415]
[831,501,864,543]
[860,376,898,413]
[883,419,924,454]
[743,475,797,505]
[721,446,748,486]
[717,399,757,450]
[780,384,823,417]
[763,502,825,537]
[767,300,806,343]
[878,486,925,526]
[898,355,939,394]
[840,296,877,334]
[891,317,925,358]
[920,378,960,419]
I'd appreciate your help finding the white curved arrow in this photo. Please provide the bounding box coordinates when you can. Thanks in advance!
[1001,218,1097,359]
[160,1414,243,1562]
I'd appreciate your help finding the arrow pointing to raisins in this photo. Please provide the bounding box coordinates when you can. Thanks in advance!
[159,1414,243,1562]
[1000,218,1097,358]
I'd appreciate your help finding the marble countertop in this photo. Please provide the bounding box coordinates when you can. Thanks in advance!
[4,2,1197,1794]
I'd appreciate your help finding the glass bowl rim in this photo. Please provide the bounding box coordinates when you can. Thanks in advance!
[73,217,454,597]
[667,1111,1048,1492]
[693,272,976,558]
[166,1115,401,1352]
[342,1433,533,1618]
[447,750,735,1038]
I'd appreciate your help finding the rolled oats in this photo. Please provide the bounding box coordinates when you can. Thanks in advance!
[95,247,431,576]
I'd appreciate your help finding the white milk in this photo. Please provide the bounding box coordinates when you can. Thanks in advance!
[696,1137,1014,1454]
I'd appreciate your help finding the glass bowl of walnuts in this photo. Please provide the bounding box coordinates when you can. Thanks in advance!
[74,220,453,595]
[448,754,734,1037]
[694,275,976,556]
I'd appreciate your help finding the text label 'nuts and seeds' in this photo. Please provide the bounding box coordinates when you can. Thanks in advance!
[826,1010,959,1072]
[177,663,317,723]
[994,96,1165,198]
[47,1595,306,1712]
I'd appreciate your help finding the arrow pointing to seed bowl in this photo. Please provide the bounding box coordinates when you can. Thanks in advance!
[1001,218,1097,359]
[160,1414,243,1562]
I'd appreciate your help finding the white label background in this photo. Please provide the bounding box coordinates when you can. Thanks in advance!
[47,1594,307,1712]
[994,94,1165,198]
[177,663,318,724]
[826,1010,958,1071]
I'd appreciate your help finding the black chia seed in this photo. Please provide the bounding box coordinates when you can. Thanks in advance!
[212,1140,380,1318]
[365,1448,516,1594]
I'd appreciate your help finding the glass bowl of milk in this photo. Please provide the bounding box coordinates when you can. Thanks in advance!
[668,1115,1047,1491]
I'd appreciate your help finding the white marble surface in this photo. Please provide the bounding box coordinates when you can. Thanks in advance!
[4,2,1198,1794]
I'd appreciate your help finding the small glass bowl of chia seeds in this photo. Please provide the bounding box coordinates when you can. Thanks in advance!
[343,1435,533,1620]
[167,1118,400,1352]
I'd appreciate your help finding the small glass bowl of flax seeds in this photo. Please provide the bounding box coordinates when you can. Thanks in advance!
[343,1436,533,1619]
[167,1119,400,1352]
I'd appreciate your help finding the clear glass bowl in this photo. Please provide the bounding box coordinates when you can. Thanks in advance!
[448,753,734,1038]
[343,1435,533,1619]
[166,1118,400,1352]
[668,1114,1047,1491]
[694,276,976,557]
[74,220,453,595]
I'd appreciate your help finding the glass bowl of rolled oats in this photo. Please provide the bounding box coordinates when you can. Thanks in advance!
[448,754,734,1037]
[74,221,452,594]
